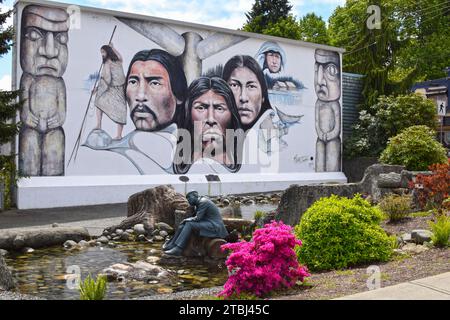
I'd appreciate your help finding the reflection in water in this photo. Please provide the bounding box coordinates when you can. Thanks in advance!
[6,242,227,300]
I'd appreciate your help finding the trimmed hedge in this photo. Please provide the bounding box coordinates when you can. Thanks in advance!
[294,194,392,271]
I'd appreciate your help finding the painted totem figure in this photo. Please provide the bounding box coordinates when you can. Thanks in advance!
[314,49,341,172]
[19,5,69,176]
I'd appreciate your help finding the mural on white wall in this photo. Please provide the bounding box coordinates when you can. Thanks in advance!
[19,5,69,176]
[16,3,342,177]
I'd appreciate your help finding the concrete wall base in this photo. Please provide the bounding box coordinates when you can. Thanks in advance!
[17,172,347,209]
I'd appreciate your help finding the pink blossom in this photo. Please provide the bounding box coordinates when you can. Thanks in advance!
[219,221,310,298]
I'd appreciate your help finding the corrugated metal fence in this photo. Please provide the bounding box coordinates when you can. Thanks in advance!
[342,72,364,139]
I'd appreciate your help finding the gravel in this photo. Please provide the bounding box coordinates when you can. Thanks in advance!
[0,290,45,300]
[137,286,223,300]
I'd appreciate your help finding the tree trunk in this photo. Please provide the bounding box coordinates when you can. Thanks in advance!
[107,185,191,233]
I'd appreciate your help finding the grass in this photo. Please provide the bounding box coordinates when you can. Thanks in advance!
[378,194,412,222]
[410,211,433,218]
[429,215,450,247]
[335,270,355,276]
[79,274,107,300]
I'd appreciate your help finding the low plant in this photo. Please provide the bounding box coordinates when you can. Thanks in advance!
[429,215,450,247]
[79,274,107,300]
[378,194,412,222]
[379,125,447,171]
[295,194,392,271]
[219,221,309,298]
[411,160,450,210]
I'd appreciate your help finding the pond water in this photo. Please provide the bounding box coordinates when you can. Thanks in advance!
[236,204,278,220]
[5,202,278,300]
[5,242,228,300]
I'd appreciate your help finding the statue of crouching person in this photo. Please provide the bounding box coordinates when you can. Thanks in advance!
[163,191,228,256]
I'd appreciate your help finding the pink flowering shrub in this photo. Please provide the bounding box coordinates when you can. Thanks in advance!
[218,221,310,298]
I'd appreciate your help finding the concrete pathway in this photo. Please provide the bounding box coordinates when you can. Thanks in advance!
[335,272,450,300]
[0,204,127,236]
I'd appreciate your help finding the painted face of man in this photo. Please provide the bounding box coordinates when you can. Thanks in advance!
[126,60,178,131]
[20,7,69,77]
[191,90,232,152]
[266,51,281,73]
[227,67,264,126]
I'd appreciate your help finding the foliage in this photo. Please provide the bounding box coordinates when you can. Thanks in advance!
[345,93,438,158]
[254,210,265,221]
[79,274,107,300]
[379,125,447,171]
[411,161,450,209]
[262,15,301,40]
[294,194,392,271]
[378,194,412,222]
[0,155,19,209]
[298,13,329,44]
[328,0,450,105]
[1,2,22,209]
[429,214,450,247]
[243,0,293,34]
[219,221,309,298]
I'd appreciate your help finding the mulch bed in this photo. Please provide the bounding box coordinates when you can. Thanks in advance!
[275,247,449,300]
[381,215,434,236]
[275,213,449,300]
[184,213,449,300]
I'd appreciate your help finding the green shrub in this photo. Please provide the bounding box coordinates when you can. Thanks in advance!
[379,125,447,171]
[378,194,412,222]
[345,93,438,158]
[429,215,450,247]
[79,274,107,300]
[294,194,392,271]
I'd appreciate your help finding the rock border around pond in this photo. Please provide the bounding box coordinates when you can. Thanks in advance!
[0,227,90,251]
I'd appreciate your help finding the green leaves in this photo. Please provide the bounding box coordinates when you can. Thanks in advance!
[328,0,450,105]
[345,93,438,158]
[379,125,447,171]
[294,194,392,271]
[429,215,450,247]
[79,274,108,300]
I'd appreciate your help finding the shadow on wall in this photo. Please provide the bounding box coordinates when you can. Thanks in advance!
[343,157,378,183]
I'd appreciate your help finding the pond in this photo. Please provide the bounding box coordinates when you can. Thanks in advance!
[5,202,279,300]
[5,242,228,300]
[236,203,278,220]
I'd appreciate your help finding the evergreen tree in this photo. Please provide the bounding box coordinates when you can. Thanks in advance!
[298,13,329,45]
[243,0,293,33]
[0,0,22,209]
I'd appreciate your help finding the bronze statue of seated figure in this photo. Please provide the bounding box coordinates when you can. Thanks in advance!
[163,191,229,256]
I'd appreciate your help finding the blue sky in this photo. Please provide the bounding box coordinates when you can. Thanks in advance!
[0,0,344,90]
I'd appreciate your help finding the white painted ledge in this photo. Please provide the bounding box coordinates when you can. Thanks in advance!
[16,172,347,209]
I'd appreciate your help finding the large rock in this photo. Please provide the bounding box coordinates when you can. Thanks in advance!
[411,229,433,244]
[275,164,408,226]
[100,261,176,284]
[401,243,429,255]
[0,256,15,291]
[0,227,90,251]
[182,235,228,259]
[377,173,402,188]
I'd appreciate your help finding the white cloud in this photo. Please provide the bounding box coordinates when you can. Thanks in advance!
[0,1,13,28]
[0,74,11,91]
[85,0,253,29]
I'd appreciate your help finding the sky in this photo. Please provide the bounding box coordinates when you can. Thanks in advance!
[0,0,345,90]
